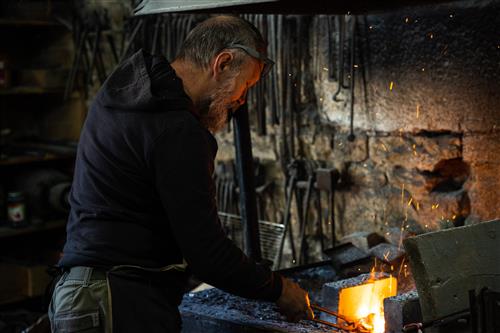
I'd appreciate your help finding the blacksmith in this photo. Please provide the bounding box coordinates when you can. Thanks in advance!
[48,15,313,332]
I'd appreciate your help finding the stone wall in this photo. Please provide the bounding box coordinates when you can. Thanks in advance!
[215,2,500,265]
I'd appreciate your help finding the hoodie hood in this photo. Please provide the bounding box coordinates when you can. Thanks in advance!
[95,49,193,112]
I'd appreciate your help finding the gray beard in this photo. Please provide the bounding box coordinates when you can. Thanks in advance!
[198,71,240,133]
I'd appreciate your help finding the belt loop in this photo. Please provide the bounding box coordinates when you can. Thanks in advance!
[82,267,93,287]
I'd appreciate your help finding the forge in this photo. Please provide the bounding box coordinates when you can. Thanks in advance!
[321,273,397,332]
[181,220,499,333]
[181,262,405,333]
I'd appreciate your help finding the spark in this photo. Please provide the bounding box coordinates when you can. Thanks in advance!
[389,81,394,91]
[452,215,457,220]
[380,143,388,152]
[398,258,406,277]
[416,202,420,211]
[428,32,434,39]
[449,14,454,18]
[369,25,373,30]
[323,67,329,71]
[405,17,410,23]
[416,104,420,118]
[401,184,405,206]
[407,198,413,206]
[354,64,359,68]
[421,67,425,72]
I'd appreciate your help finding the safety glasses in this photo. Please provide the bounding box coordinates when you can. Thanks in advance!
[225,43,275,78]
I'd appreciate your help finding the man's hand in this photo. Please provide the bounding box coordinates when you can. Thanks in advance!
[276,277,315,322]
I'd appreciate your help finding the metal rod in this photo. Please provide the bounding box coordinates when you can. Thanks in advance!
[233,104,262,261]
[312,318,346,331]
[333,15,345,101]
[348,16,356,142]
[311,304,354,324]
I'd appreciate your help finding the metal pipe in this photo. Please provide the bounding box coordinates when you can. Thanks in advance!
[233,104,262,261]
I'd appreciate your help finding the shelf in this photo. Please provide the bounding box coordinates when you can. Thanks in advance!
[0,153,75,167]
[0,219,66,239]
[0,86,65,95]
[0,18,63,28]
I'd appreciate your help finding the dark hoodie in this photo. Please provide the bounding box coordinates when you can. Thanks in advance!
[60,50,282,302]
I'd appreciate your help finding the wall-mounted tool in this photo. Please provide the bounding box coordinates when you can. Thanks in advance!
[316,168,340,248]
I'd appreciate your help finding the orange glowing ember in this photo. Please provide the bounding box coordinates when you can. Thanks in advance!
[337,274,397,333]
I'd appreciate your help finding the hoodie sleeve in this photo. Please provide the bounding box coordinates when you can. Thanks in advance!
[149,116,282,302]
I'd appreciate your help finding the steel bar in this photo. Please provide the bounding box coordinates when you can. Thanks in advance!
[312,318,347,331]
[333,15,346,101]
[348,15,356,142]
[311,304,354,324]
[233,104,262,261]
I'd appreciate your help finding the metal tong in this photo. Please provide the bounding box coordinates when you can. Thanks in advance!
[310,304,369,333]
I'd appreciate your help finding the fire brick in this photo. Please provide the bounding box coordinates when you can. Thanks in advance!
[368,243,406,265]
[340,232,386,252]
[320,273,391,322]
[383,291,421,333]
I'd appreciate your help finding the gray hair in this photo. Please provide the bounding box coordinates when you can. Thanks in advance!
[176,15,266,69]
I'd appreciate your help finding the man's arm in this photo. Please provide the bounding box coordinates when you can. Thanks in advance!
[150,118,281,301]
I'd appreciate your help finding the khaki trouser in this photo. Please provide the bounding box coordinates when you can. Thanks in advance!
[48,263,188,333]
[48,267,111,333]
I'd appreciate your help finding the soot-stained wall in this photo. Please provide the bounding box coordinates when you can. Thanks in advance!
[216,1,500,264]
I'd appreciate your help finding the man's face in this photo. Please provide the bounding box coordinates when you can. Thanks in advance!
[199,56,263,133]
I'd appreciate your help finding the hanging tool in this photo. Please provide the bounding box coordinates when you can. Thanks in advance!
[120,19,143,62]
[348,16,357,142]
[297,173,314,264]
[333,15,346,101]
[316,168,340,248]
[151,15,162,54]
[327,16,336,80]
[65,24,88,99]
[276,160,303,267]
